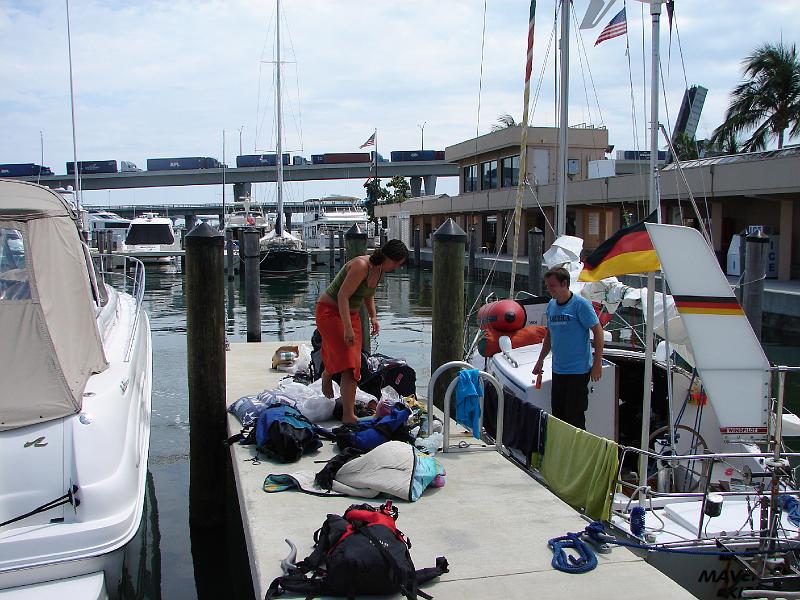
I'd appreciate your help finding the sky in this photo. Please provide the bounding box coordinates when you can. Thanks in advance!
[1,0,798,208]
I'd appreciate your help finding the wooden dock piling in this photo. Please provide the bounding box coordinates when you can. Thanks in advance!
[225,229,234,281]
[328,229,335,268]
[528,227,544,296]
[468,226,476,278]
[431,218,467,409]
[413,226,421,267]
[243,228,261,342]
[743,230,769,340]
[185,223,226,529]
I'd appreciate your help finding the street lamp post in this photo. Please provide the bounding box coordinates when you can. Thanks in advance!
[238,125,244,156]
[418,121,427,151]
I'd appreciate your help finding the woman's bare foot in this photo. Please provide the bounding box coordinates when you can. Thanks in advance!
[321,371,334,398]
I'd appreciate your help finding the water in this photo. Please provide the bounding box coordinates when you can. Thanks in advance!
[138,264,800,598]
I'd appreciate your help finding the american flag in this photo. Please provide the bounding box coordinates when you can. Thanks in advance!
[594,8,626,46]
[359,132,376,148]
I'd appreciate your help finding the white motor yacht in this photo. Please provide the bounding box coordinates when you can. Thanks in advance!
[0,180,152,598]
[122,212,179,264]
[302,196,372,262]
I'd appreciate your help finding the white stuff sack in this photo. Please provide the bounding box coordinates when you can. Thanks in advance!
[278,380,336,422]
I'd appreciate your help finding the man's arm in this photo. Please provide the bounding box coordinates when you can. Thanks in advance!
[590,323,604,381]
[532,328,551,375]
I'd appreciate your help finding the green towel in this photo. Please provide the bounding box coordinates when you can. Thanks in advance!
[540,416,619,521]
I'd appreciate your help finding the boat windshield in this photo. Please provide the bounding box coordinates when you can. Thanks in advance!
[126,223,175,245]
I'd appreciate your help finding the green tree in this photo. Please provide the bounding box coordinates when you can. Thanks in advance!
[709,131,741,155]
[490,113,519,132]
[671,132,700,160]
[386,175,411,203]
[363,178,389,222]
[710,42,800,151]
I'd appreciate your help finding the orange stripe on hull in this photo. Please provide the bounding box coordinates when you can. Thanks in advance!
[677,307,745,315]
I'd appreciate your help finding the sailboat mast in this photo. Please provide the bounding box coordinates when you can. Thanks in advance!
[65,0,82,226]
[555,0,569,237]
[638,0,664,498]
[275,0,284,236]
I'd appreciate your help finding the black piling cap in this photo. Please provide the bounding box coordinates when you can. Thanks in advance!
[185,222,224,247]
[745,229,769,244]
[528,227,543,235]
[433,218,467,242]
[344,223,368,239]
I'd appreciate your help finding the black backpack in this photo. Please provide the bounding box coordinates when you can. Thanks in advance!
[265,501,448,600]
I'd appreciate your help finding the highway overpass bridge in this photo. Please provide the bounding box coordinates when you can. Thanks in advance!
[24,160,458,196]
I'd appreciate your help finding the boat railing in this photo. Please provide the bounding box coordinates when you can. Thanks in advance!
[96,253,146,362]
[426,360,505,454]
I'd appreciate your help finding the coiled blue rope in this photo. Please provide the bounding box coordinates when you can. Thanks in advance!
[547,532,598,574]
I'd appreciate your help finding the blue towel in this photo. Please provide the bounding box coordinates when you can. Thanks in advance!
[780,494,800,527]
[455,369,482,439]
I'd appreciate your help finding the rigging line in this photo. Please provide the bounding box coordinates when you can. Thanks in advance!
[569,5,602,154]
[255,14,276,152]
[530,10,559,123]
[463,190,517,332]
[623,5,647,213]
[473,0,488,165]
[571,4,605,128]
[640,1,647,150]
[525,178,555,235]
[281,9,305,153]
[674,12,712,243]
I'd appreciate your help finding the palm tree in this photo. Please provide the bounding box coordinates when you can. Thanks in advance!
[710,42,800,151]
[490,113,519,132]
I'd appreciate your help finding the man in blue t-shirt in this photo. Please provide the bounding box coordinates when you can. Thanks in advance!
[532,267,604,430]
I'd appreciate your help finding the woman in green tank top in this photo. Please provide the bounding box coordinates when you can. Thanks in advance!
[316,239,408,423]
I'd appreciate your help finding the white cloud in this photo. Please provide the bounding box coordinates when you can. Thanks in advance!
[1,0,798,205]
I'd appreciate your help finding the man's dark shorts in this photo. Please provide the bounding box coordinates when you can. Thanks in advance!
[551,371,590,430]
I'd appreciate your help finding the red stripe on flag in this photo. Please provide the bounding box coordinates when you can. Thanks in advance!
[585,230,653,267]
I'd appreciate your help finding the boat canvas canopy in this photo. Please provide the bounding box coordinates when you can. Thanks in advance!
[646,223,770,441]
[0,180,107,431]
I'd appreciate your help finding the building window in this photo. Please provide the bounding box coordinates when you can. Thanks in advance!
[481,160,498,190]
[463,164,478,192]
[501,155,519,188]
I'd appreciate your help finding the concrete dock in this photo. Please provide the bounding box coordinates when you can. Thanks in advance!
[226,341,694,599]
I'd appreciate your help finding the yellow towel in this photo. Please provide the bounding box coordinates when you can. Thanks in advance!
[540,416,619,521]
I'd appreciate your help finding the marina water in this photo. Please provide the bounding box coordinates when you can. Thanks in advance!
[136,264,800,599]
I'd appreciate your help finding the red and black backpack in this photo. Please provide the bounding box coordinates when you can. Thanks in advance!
[265,501,448,600]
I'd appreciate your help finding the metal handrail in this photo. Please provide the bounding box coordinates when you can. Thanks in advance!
[96,253,146,362]
[426,360,505,453]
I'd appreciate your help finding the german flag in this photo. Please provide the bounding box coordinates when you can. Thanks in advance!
[673,295,744,316]
[578,211,660,281]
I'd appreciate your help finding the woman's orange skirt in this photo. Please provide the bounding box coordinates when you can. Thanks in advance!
[315,301,362,381]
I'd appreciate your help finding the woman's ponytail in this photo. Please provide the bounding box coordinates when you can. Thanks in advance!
[370,238,408,265]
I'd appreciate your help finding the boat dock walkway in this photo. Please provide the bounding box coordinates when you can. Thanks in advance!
[226,341,694,599]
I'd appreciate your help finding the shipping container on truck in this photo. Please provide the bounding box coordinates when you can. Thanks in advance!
[0,163,54,177]
[292,156,309,166]
[236,153,290,168]
[146,157,221,171]
[390,150,439,162]
[311,154,325,165]
[67,160,118,175]
[321,152,371,164]
[434,151,445,160]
